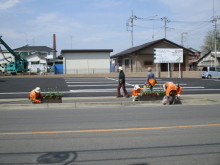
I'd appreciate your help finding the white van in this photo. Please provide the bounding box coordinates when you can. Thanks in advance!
[201,66,220,79]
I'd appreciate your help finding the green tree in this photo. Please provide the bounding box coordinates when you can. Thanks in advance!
[201,30,220,52]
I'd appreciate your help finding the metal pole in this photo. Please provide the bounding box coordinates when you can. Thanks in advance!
[131,11,134,47]
[165,19,167,39]
[161,17,169,39]
[214,18,217,67]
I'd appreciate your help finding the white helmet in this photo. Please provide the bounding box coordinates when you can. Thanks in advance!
[134,84,140,90]
[118,66,123,71]
[35,87,41,93]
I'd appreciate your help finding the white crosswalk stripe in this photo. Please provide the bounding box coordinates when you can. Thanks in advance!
[64,77,206,94]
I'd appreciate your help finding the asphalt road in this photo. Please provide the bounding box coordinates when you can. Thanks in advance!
[0,104,220,164]
[0,77,220,99]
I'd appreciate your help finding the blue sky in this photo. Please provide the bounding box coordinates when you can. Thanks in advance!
[0,0,219,55]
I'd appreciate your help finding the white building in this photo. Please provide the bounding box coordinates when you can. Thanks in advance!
[25,53,48,73]
[197,51,220,69]
[0,45,55,73]
[61,49,113,74]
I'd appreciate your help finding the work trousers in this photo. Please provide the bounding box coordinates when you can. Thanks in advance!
[117,83,129,97]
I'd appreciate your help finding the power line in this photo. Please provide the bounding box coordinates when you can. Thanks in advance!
[126,12,157,47]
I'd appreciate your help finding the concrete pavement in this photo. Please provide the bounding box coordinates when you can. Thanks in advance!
[0,94,220,110]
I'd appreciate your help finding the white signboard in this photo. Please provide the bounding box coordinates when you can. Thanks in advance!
[154,48,183,63]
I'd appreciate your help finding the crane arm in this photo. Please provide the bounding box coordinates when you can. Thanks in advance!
[0,36,21,61]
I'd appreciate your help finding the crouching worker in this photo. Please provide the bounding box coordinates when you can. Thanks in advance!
[162,82,182,105]
[132,85,141,101]
[29,87,43,104]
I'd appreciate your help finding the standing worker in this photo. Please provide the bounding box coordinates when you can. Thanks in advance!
[29,87,43,103]
[146,67,157,91]
[162,82,182,105]
[117,67,129,98]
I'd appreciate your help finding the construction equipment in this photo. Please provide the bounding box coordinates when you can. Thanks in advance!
[0,36,28,74]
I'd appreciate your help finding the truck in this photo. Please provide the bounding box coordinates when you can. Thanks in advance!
[0,36,28,74]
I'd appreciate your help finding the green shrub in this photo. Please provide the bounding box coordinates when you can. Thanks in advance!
[43,87,62,99]
[141,90,165,96]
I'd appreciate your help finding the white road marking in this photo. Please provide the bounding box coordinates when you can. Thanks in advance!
[182,87,205,89]
[106,77,118,81]
[68,88,220,93]
[68,84,118,87]
[0,91,73,95]
[70,89,117,93]
[0,88,219,95]
[66,82,117,84]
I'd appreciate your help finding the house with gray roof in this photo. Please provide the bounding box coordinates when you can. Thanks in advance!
[197,51,220,69]
[14,45,56,73]
[111,38,194,73]
[14,45,54,58]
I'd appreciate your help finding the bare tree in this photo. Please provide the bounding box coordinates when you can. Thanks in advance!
[201,30,220,52]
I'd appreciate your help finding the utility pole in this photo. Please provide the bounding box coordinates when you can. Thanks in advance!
[126,11,137,47]
[212,16,220,67]
[181,32,188,47]
[161,17,170,39]
[126,12,158,47]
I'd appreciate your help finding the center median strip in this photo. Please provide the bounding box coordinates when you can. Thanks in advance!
[1,124,220,135]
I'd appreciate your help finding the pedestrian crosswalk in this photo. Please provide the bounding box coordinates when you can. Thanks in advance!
[64,77,207,96]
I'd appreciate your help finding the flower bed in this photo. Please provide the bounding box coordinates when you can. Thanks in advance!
[139,90,165,101]
[43,88,62,103]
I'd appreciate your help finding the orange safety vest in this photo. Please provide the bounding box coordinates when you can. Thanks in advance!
[177,86,182,95]
[132,88,141,96]
[148,78,157,86]
[29,90,43,103]
[165,82,177,96]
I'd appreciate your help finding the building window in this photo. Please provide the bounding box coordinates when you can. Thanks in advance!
[143,61,153,66]
[31,61,40,64]
[125,59,129,67]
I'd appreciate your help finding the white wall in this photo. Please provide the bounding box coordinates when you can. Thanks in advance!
[25,55,47,73]
[63,52,110,74]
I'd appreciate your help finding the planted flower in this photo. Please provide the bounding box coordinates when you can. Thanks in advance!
[141,90,165,96]
[138,88,165,101]
[43,87,62,103]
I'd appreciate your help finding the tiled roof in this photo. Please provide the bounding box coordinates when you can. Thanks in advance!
[111,38,194,58]
[14,45,54,52]
[61,49,113,54]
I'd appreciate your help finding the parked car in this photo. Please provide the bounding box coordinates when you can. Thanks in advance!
[201,66,220,79]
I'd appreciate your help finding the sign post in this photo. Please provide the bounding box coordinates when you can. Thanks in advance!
[154,48,183,78]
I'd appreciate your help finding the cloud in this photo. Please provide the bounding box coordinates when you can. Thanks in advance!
[0,0,22,10]
[27,12,83,36]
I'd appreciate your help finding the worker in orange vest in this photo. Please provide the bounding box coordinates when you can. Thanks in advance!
[132,84,141,101]
[146,67,157,91]
[162,82,182,105]
[29,87,43,103]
